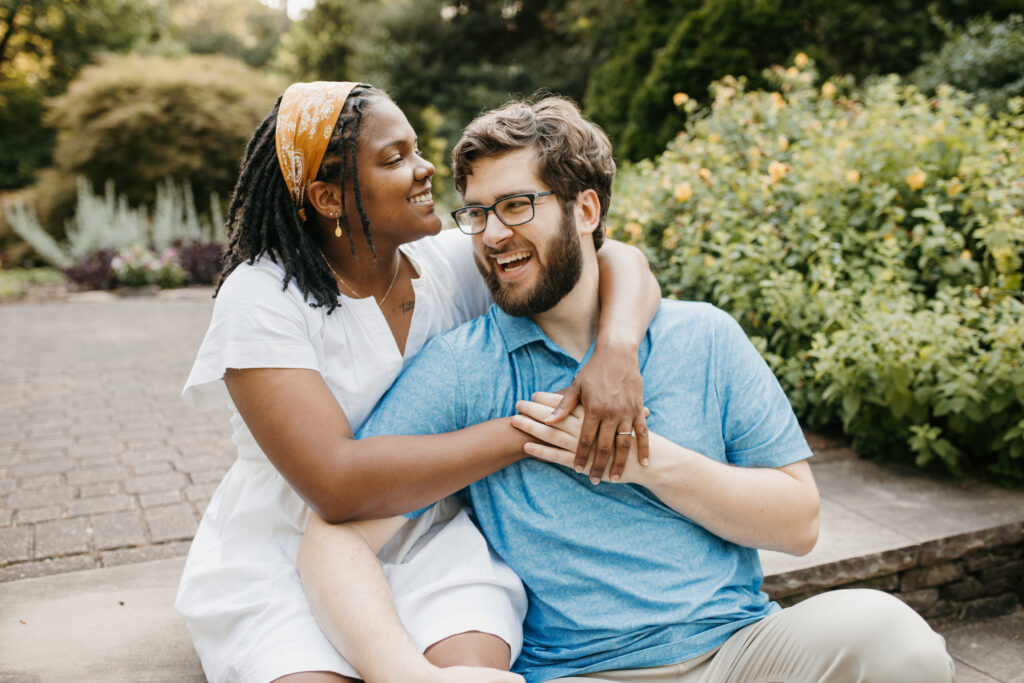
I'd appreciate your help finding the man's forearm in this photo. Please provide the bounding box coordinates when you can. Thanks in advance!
[638,434,819,555]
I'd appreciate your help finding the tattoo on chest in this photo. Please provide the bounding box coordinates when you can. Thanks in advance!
[401,300,415,314]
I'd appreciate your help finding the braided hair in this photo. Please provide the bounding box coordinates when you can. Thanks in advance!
[215,84,390,313]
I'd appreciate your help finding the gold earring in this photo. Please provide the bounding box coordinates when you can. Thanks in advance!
[334,215,343,238]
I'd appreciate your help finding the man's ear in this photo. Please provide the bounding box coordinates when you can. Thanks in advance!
[574,188,601,236]
[306,181,342,219]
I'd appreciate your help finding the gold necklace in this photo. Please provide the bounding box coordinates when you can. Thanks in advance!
[321,251,402,307]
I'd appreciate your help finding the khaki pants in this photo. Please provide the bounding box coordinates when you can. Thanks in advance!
[553,589,955,682]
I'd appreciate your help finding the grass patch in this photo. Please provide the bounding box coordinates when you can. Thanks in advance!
[0,268,67,300]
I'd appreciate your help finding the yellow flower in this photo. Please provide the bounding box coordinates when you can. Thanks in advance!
[845,169,861,184]
[778,135,789,151]
[770,92,786,109]
[699,168,713,184]
[821,82,837,99]
[785,67,799,79]
[708,133,721,143]
[674,182,693,203]
[673,92,689,107]
[703,255,714,267]
[932,119,946,133]
[625,222,643,242]
[906,168,927,191]
[960,249,972,260]
[794,52,809,68]
[768,161,789,184]
[947,179,963,197]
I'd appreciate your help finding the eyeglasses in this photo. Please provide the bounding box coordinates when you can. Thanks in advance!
[451,191,555,235]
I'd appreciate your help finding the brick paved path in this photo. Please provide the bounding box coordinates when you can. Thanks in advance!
[0,289,232,582]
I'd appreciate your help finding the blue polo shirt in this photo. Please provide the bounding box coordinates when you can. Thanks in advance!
[358,301,812,681]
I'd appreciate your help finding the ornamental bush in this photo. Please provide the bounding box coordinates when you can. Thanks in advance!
[610,60,1024,483]
[44,53,284,219]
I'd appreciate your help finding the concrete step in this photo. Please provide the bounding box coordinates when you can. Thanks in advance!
[2,451,1022,681]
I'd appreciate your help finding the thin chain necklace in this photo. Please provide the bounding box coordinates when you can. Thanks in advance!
[320,250,401,307]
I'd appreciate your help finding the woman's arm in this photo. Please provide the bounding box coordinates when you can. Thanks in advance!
[224,367,529,523]
[513,394,820,556]
[544,239,662,484]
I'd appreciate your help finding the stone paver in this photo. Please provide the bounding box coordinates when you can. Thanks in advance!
[0,290,231,579]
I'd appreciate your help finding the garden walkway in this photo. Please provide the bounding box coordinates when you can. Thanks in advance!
[0,289,1022,681]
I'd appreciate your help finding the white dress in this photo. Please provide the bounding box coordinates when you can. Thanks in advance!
[175,229,527,683]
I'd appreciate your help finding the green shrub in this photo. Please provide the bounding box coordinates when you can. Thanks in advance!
[911,14,1024,114]
[44,54,284,218]
[4,176,226,289]
[611,60,1024,483]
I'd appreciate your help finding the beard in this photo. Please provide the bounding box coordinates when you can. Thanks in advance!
[475,203,584,317]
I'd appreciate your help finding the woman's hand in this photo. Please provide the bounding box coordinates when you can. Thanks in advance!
[514,392,647,484]
[540,344,649,484]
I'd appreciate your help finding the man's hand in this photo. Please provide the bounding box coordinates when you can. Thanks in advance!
[541,344,649,484]
[515,392,649,484]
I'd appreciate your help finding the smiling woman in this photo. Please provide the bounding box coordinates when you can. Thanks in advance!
[174,81,661,683]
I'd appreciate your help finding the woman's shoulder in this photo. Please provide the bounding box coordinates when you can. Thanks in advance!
[216,258,308,308]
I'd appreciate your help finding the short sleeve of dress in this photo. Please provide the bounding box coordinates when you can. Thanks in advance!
[182,261,322,411]
[414,228,491,322]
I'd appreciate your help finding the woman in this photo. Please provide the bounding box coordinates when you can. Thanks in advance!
[176,81,659,683]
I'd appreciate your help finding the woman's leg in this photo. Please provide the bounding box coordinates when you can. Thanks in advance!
[424,630,513,670]
[274,672,359,682]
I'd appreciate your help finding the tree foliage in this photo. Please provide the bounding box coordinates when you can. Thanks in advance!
[912,13,1024,113]
[0,0,161,188]
[585,0,1024,161]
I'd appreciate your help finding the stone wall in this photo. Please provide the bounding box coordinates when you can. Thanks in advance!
[766,522,1024,626]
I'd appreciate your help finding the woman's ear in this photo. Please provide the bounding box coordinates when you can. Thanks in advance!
[574,188,601,237]
[306,181,342,219]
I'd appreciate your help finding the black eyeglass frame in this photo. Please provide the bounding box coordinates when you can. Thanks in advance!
[450,191,556,235]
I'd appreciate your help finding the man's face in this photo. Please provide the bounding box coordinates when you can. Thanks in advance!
[464,149,583,317]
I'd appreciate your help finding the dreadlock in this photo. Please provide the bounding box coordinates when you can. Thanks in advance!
[214,84,390,313]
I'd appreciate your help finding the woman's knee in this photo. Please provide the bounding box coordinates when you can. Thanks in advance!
[424,630,512,670]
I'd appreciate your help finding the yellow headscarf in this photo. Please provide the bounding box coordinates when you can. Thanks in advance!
[275,81,362,221]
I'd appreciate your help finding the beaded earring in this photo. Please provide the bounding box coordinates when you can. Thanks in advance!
[335,215,343,238]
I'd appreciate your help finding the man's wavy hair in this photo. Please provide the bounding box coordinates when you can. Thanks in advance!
[452,95,615,249]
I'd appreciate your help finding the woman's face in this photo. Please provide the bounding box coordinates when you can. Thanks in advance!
[347,98,441,244]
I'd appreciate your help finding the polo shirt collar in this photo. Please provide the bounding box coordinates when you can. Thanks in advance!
[489,304,551,352]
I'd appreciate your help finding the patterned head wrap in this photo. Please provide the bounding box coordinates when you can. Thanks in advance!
[275,81,362,221]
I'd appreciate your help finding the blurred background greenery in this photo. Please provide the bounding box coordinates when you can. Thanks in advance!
[1,0,1022,482]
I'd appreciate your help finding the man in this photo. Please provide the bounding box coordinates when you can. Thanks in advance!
[304,96,955,682]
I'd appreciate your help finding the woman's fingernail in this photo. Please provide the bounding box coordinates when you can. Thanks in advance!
[611,474,621,482]
[641,458,649,466]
